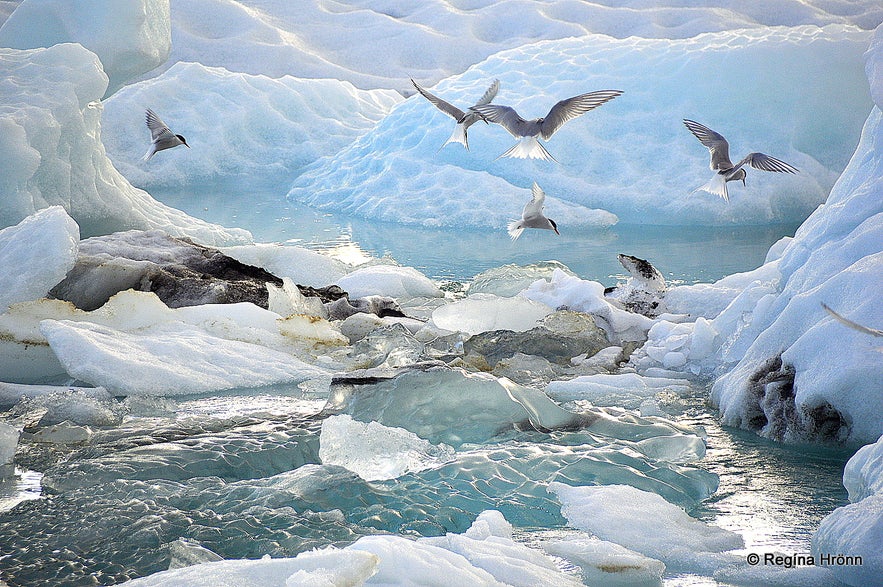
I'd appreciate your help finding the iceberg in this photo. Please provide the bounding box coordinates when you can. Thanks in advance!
[0,44,250,244]
[101,61,401,189]
[290,25,871,228]
[0,0,171,96]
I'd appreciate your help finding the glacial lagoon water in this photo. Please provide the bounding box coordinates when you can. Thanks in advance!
[0,185,855,586]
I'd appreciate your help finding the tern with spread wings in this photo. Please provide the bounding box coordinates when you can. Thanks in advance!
[411,78,500,150]
[143,108,189,161]
[470,89,622,162]
[683,119,798,202]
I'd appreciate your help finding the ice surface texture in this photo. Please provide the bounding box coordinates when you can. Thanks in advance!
[0,207,78,314]
[291,25,871,228]
[0,0,170,96]
[0,44,249,244]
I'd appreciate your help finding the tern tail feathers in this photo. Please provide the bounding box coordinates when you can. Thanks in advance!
[695,173,730,203]
[497,136,557,162]
[142,146,156,161]
[442,122,469,150]
[507,220,525,240]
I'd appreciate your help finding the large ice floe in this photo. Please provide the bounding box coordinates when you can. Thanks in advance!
[290,25,872,228]
[0,41,249,245]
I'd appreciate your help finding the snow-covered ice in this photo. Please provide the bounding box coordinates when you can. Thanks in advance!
[549,482,743,573]
[336,264,443,300]
[101,62,401,189]
[291,25,871,228]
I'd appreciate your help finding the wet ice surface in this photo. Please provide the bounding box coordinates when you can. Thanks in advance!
[0,381,850,587]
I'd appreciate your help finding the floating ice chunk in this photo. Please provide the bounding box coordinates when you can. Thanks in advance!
[431,294,554,335]
[843,435,883,503]
[0,422,19,470]
[325,368,587,447]
[102,61,401,189]
[336,265,443,300]
[420,512,583,587]
[116,547,379,587]
[40,319,329,396]
[222,244,350,289]
[12,386,120,427]
[277,315,349,349]
[812,493,883,587]
[521,270,652,343]
[549,482,743,572]
[30,422,93,444]
[629,434,707,464]
[348,535,507,587]
[468,261,576,298]
[319,415,455,481]
[0,207,78,313]
[0,0,171,96]
[166,538,223,570]
[543,536,665,587]
[546,372,692,408]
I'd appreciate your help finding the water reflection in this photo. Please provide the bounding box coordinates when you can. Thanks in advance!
[152,183,799,286]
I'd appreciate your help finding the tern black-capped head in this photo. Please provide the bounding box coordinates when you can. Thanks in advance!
[549,218,560,235]
[176,134,190,148]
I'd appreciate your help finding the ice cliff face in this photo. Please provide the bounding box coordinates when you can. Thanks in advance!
[635,24,883,444]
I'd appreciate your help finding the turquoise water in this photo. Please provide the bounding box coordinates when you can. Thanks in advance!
[0,186,853,586]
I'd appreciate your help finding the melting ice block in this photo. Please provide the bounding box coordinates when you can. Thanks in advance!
[420,511,583,587]
[319,414,455,481]
[812,493,883,587]
[431,294,554,335]
[546,372,693,408]
[549,482,743,572]
[222,244,350,290]
[116,547,379,587]
[843,434,883,503]
[0,421,19,471]
[336,264,443,300]
[0,206,78,313]
[543,537,665,587]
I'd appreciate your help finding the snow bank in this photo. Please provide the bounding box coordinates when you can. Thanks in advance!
[0,0,170,96]
[159,0,882,92]
[0,44,249,245]
[101,61,401,189]
[0,207,78,313]
[290,25,871,228]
